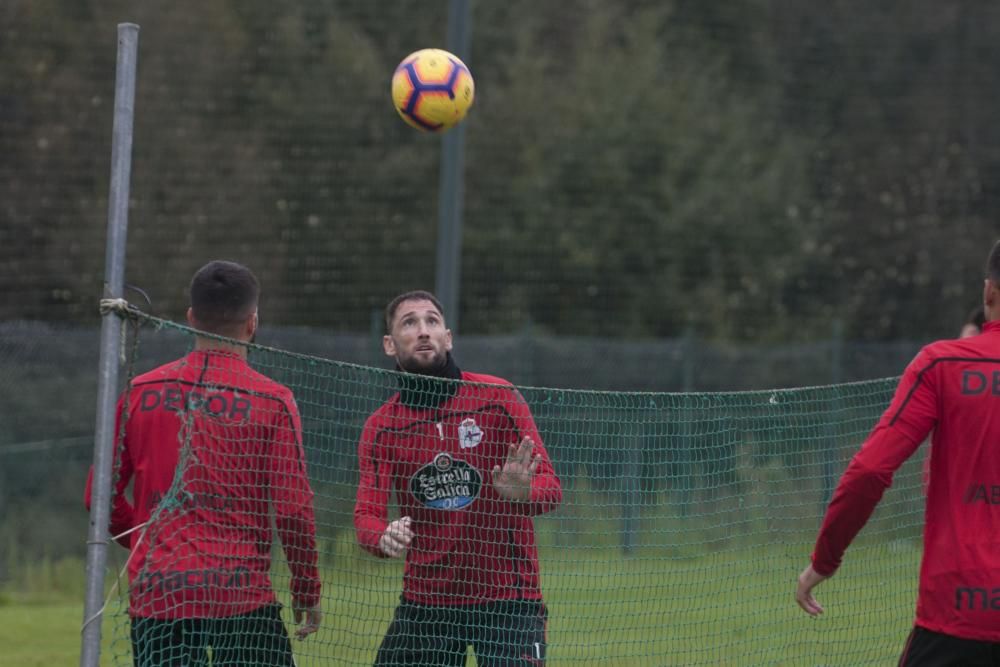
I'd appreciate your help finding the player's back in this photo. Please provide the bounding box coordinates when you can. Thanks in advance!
[917,321,1000,640]
[124,349,300,618]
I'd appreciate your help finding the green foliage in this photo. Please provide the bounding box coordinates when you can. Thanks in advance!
[5,1,997,340]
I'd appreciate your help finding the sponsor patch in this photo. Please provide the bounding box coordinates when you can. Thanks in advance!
[409,452,482,510]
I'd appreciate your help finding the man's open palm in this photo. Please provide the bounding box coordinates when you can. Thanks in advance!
[493,437,540,501]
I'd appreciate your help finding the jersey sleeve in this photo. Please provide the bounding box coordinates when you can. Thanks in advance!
[811,347,938,575]
[506,387,563,516]
[354,414,392,557]
[84,393,134,549]
[269,395,321,609]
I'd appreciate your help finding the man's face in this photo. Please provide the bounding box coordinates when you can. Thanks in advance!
[384,299,453,374]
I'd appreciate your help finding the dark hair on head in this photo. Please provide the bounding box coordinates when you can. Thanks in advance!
[385,290,444,332]
[189,260,259,334]
[987,240,1000,284]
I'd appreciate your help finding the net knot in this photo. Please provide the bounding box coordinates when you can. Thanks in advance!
[99,297,133,317]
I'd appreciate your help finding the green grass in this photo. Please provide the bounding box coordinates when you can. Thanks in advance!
[4,534,920,666]
[0,600,86,666]
[0,597,118,667]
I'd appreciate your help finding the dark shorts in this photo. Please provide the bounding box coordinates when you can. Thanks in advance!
[899,626,1000,666]
[374,598,548,667]
[130,604,294,667]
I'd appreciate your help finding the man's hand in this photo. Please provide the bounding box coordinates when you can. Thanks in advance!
[493,437,540,502]
[293,603,322,639]
[379,516,413,558]
[795,564,830,617]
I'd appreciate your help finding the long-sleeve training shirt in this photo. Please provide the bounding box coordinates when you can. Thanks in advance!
[354,371,562,606]
[85,349,320,619]
[813,319,1000,641]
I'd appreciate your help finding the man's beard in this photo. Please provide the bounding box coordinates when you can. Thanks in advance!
[399,350,446,375]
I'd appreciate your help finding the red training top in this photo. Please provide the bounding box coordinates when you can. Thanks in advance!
[85,349,320,619]
[812,320,1000,641]
[354,371,562,606]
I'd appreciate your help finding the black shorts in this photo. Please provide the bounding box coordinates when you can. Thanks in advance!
[374,598,548,667]
[899,626,1000,666]
[130,604,294,667]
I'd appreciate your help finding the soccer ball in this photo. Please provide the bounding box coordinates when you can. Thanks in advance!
[391,49,475,133]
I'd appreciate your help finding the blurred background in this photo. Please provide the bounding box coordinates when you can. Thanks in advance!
[2,1,998,661]
[4,1,997,341]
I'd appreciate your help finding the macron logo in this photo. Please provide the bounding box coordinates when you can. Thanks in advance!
[955,587,1000,611]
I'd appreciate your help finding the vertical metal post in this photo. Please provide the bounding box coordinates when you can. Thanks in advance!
[80,23,139,667]
[435,0,471,332]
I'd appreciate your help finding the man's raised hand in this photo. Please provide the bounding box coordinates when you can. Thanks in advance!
[379,516,413,558]
[493,436,540,502]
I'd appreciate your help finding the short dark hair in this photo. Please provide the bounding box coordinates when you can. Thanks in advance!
[189,260,259,334]
[385,290,444,332]
[988,240,1000,284]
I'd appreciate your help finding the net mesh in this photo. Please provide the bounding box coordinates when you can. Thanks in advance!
[100,311,922,666]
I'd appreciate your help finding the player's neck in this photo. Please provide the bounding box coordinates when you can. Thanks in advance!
[194,337,249,358]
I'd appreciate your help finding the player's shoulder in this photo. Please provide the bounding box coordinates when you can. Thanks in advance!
[460,370,513,388]
[459,371,528,406]
[919,336,982,362]
[360,395,409,436]
[241,364,290,393]
[245,369,298,407]
[129,357,189,385]
[365,394,401,420]
[903,336,994,379]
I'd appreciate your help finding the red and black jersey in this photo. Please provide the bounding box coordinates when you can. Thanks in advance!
[812,320,1000,641]
[85,349,320,619]
[354,370,562,606]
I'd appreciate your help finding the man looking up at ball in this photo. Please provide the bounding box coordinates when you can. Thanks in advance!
[354,290,562,666]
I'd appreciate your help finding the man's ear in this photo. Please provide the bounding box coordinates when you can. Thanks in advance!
[444,328,453,352]
[186,307,196,327]
[247,310,258,338]
[383,334,397,358]
[984,279,996,310]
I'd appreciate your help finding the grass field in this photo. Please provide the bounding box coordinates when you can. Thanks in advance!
[4,535,920,666]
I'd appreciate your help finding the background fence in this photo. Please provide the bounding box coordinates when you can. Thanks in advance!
[0,319,921,585]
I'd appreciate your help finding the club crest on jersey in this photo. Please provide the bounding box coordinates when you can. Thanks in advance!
[409,452,482,511]
[458,418,483,449]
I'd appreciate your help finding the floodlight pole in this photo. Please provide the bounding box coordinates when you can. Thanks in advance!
[80,23,139,667]
[435,0,471,333]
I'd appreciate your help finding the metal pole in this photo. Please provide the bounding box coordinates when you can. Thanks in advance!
[80,23,139,667]
[435,0,471,333]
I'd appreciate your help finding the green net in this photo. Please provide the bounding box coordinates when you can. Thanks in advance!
[101,311,922,666]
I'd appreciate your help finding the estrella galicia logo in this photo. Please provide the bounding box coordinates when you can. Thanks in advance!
[458,417,483,449]
[409,452,482,510]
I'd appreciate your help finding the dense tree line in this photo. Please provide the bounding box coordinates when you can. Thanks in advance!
[2,0,999,341]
